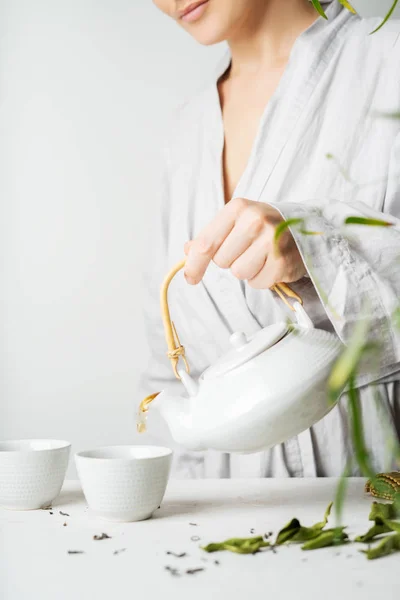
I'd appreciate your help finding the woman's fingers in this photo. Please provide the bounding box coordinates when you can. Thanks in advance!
[247,252,302,289]
[184,200,244,284]
[229,235,270,281]
[183,199,305,288]
[212,206,269,269]
[247,260,281,289]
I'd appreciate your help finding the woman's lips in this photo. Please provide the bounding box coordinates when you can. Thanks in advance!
[179,0,209,23]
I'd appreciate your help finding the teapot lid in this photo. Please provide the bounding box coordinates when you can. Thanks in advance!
[201,322,289,380]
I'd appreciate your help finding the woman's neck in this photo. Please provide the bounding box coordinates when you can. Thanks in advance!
[227,0,319,75]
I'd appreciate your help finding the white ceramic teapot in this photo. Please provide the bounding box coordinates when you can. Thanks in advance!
[138,260,344,453]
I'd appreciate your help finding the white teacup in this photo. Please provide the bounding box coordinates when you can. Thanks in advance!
[75,445,172,522]
[0,439,71,510]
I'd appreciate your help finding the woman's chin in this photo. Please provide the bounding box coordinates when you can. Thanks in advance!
[192,34,226,46]
[181,19,229,46]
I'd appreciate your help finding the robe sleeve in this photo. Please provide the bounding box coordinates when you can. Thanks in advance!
[269,132,400,381]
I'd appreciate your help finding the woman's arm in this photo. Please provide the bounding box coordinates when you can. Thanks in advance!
[270,130,400,368]
[184,134,400,379]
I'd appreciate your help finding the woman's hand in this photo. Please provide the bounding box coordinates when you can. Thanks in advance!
[184,198,306,289]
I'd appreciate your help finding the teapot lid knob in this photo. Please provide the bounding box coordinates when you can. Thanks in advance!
[202,322,289,380]
[230,332,248,350]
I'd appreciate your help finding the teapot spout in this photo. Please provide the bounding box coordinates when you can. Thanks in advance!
[152,390,204,450]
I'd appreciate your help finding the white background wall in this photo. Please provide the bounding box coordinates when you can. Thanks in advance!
[0,0,398,477]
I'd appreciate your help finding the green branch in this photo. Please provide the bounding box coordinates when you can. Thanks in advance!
[370,0,399,34]
[310,0,328,19]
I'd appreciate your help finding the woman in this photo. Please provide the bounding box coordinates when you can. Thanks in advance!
[139,0,400,478]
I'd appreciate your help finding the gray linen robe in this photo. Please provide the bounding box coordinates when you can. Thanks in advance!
[138,1,400,478]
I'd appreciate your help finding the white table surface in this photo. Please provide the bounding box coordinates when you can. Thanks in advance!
[0,478,399,600]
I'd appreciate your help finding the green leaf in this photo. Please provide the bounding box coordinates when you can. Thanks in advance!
[362,533,400,559]
[275,518,301,544]
[393,307,400,330]
[274,218,323,255]
[355,523,392,543]
[325,153,354,183]
[344,216,393,227]
[334,464,350,536]
[275,503,333,545]
[202,536,270,554]
[301,528,348,550]
[299,229,323,236]
[316,501,334,529]
[383,519,400,534]
[347,381,375,479]
[369,501,399,522]
[327,315,371,403]
[222,542,270,554]
[274,218,304,247]
[311,0,328,19]
[337,0,357,13]
[370,0,399,34]
[375,111,400,120]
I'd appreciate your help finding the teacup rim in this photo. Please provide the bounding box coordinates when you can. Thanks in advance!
[0,439,71,453]
[75,444,173,461]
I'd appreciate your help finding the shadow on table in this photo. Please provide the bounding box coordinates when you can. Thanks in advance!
[156,482,343,519]
[52,488,86,508]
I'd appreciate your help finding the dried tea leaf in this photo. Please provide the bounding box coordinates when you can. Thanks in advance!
[166,551,187,558]
[68,550,85,555]
[59,511,70,517]
[275,519,301,544]
[165,566,180,577]
[93,533,111,541]
[186,568,204,575]
[362,533,400,560]
[113,549,126,555]
[189,523,198,526]
[275,502,333,545]
[315,502,333,529]
[383,520,400,534]
[202,536,270,555]
[224,540,270,554]
[301,529,348,551]
[369,501,399,522]
[63,522,68,527]
[355,523,392,543]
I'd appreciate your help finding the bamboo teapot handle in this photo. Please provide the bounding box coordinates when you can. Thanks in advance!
[161,260,303,380]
